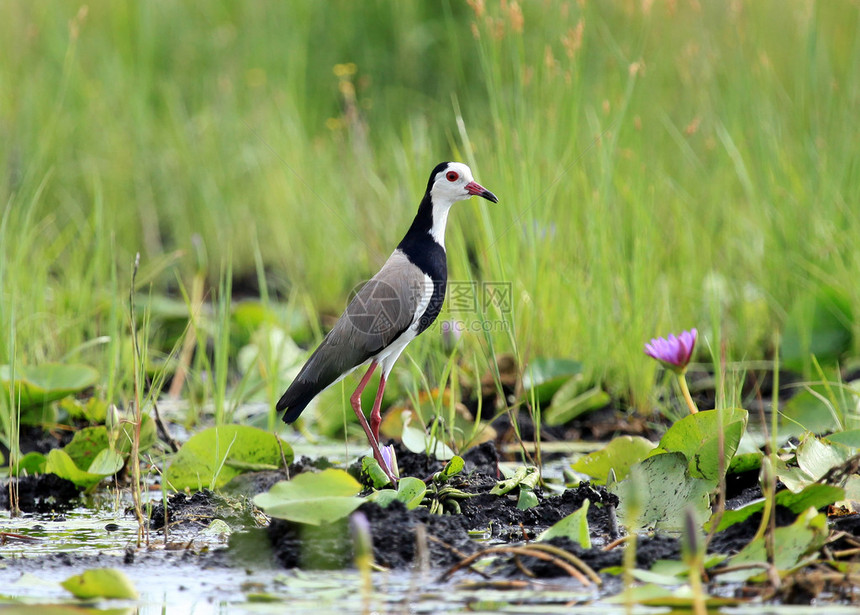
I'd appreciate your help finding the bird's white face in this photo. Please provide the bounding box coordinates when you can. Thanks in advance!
[424,161,497,247]
[429,162,479,207]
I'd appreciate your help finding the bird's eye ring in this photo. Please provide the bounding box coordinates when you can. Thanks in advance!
[446,171,459,182]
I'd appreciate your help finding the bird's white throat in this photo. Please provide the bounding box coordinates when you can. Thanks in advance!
[428,201,452,248]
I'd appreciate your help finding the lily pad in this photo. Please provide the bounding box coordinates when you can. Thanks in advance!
[782,386,843,434]
[613,452,716,531]
[719,508,828,582]
[522,358,583,405]
[44,449,113,490]
[572,435,656,484]
[652,408,747,481]
[166,425,292,491]
[61,567,138,599]
[254,468,363,525]
[706,483,844,533]
[0,363,98,409]
[777,435,854,492]
[544,382,611,426]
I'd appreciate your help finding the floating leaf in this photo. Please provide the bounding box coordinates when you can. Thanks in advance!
[13,451,46,474]
[613,452,715,531]
[537,500,591,548]
[782,386,843,434]
[652,408,747,481]
[61,567,138,599]
[254,469,363,525]
[522,358,583,405]
[706,483,844,533]
[603,582,740,607]
[777,435,854,492]
[87,448,124,476]
[45,449,109,490]
[572,436,656,484]
[719,508,828,582]
[166,425,292,491]
[0,364,98,409]
[825,429,860,449]
[544,382,611,426]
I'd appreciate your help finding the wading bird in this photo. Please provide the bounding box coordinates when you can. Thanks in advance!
[276,162,498,482]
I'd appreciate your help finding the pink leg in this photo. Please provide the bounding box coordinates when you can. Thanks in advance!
[350,362,397,483]
[369,372,387,444]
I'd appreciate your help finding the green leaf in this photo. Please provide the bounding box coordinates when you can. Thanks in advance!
[0,363,99,409]
[544,383,610,426]
[720,508,828,582]
[782,286,853,372]
[369,476,427,510]
[361,456,394,488]
[538,500,591,548]
[825,429,860,449]
[45,449,111,490]
[613,452,716,531]
[522,358,583,405]
[166,425,293,491]
[13,451,47,474]
[706,483,844,533]
[517,488,539,510]
[782,386,843,434]
[490,466,539,496]
[59,397,109,423]
[777,435,854,492]
[441,455,465,479]
[62,426,110,469]
[652,408,747,481]
[87,448,124,475]
[253,469,363,525]
[61,567,138,599]
[572,436,656,484]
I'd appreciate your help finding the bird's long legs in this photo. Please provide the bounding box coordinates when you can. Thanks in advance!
[370,373,387,443]
[350,361,397,483]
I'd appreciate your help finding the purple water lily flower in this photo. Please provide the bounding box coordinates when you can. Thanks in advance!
[380,444,399,479]
[644,328,697,373]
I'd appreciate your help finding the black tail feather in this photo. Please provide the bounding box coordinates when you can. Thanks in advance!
[276,380,323,424]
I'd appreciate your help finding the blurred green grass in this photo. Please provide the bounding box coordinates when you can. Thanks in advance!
[1,0,858,413]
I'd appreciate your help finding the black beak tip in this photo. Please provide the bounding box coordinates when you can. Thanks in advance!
[482,190,499,204]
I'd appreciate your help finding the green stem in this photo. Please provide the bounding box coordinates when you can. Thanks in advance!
[678,372,699,414]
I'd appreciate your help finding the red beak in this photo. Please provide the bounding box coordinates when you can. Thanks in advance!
[465,181,498,203]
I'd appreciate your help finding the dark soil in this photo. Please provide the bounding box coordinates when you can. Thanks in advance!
[0,474,81,513]
[148,489,260,532]
[244,441,633,578]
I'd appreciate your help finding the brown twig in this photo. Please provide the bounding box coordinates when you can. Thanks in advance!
[439,546,591,585]
[425,534,490,579]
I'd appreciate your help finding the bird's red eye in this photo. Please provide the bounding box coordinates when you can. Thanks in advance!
[446,171,459,182]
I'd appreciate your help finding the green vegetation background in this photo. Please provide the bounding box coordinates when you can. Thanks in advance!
[2,1,858,412]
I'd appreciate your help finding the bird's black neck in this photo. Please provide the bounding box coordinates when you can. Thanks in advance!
[397,193,448,335]
[397,193,448,284]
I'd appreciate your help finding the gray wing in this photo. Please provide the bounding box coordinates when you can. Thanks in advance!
[282,251,427,404]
